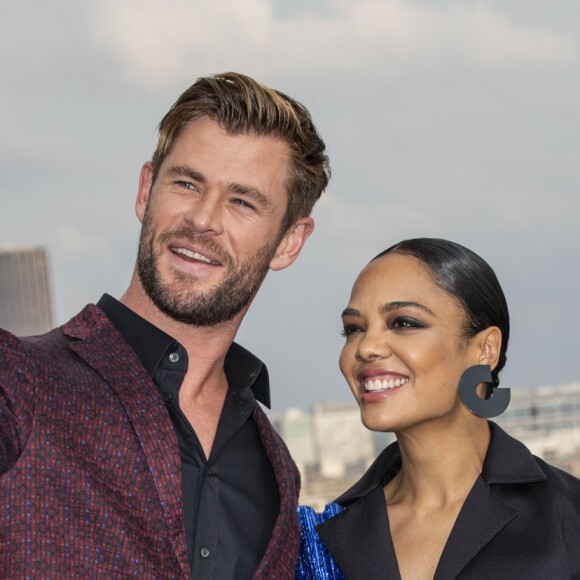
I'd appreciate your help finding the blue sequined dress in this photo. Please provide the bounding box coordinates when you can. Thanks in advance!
[296,503,346,579]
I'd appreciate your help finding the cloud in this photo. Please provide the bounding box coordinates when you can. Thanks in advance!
[91,0,576,90]
[50,224,114,262]
[299,194,446,285]
[91,0,272,86]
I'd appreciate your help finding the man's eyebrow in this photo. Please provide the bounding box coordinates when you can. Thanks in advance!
[167,165,206,183]
[381,301,435,316]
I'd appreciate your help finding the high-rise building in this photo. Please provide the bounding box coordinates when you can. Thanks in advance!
[0,245,53,336]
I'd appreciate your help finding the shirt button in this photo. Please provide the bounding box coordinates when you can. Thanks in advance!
[200,547,210,558]
[168,352,179,363]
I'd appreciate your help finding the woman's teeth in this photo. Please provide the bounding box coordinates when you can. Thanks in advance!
[364,377,409,392]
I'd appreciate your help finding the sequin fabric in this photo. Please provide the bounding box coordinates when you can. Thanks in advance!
[296,503,346,579]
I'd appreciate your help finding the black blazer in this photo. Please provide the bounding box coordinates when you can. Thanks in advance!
[316,423,580,579]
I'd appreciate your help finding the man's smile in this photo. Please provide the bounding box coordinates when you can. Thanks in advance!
[170,246,221,265]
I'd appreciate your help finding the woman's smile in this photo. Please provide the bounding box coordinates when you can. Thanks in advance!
[339,252,483,433]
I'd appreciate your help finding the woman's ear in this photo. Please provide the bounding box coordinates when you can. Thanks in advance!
[476,326,502,371]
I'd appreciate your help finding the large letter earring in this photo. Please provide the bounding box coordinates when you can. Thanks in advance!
[458,365,510,418]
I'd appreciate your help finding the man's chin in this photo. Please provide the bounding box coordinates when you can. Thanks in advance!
[150,292,250,327]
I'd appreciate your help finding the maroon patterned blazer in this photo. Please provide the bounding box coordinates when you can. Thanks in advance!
[0,305,300,578]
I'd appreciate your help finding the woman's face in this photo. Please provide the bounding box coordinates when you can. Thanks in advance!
[339,252,486,433]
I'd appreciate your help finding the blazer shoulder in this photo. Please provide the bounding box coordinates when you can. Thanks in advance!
[0,325,60,394]
[0,306,101,474]
[0,303,102,362]
[0,328,44,474]
[534,455,580,504]
[535,458,580,573]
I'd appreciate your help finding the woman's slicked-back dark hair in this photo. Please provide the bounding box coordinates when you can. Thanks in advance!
[373,238,510,387]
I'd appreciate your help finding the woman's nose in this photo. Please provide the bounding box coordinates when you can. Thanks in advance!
[355,330,392,362]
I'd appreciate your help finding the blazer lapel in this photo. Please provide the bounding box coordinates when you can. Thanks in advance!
[435,422,543,579]
[435,475,517,579]
[63,305,190,578]
[252,404,301,579]
[318,486,401,580]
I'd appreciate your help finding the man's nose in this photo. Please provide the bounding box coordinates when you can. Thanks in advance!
[184,193,224,235]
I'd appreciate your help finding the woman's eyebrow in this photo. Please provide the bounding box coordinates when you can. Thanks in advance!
[381,301,435,316]
[342,301,435,318]
[341,307,360,318]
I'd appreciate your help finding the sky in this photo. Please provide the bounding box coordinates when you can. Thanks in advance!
[1,0,579,411]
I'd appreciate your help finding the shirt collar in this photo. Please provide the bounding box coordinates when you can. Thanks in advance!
[97,294,271,407]
[224,342,271,408]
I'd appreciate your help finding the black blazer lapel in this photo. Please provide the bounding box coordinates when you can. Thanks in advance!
[435,475,518,579]
[317,487,401,580]
[435,423,546,579]
[435,423,547,579]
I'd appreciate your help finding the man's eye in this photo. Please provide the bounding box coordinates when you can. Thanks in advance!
[232,198,255,210]
[176,181,197,191]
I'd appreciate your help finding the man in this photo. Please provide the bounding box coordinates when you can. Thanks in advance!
[0,73,330,578]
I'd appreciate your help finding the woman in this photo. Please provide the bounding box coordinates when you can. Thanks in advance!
[297,238,580,579]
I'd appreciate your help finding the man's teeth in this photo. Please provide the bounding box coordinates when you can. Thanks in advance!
[172,247,217,264]
[364,377,409,391]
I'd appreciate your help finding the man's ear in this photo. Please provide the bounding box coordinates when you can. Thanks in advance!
[135,162,154,223]
[474,326,502,371]
[269,217,315,272]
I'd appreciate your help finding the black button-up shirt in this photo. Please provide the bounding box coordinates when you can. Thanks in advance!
[97,294,280,579]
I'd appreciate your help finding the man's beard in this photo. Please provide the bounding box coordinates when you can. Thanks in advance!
[137,211,278,327]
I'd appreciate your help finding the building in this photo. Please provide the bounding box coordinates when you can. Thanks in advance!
[495,382,580,476]
[271,401,382,508]
[0,245,53,336]
[271,407,317,473]
[312,401,376,479]
[495,382,580,437]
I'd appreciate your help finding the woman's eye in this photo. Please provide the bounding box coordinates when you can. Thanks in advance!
[390,317,424,329]
[340,324,364,337]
